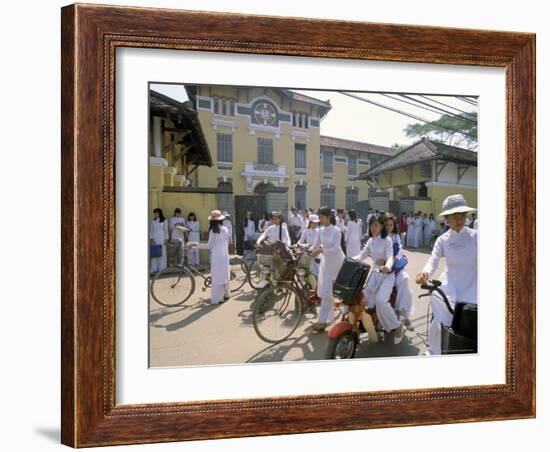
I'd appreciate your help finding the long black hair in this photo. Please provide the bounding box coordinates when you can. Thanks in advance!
[153,208,166,222]
[369,214,388,238]
[271,211,285,241]
[318,206,336,225]
[188,212,196,222]
[383,212,400,234]
[209,219,222,233]
[348,209,357,222]
[244,212,255,229]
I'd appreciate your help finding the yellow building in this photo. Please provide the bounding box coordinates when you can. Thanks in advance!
[149,85,396,253]
[356,137,478,216]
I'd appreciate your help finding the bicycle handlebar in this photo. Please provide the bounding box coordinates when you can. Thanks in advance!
[419,279,454,314]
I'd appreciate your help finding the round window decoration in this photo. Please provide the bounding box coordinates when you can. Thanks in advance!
[254,102,277,126]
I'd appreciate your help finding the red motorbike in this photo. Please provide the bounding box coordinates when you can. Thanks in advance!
[325,265,398,359]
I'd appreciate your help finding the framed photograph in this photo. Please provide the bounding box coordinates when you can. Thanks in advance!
[61,3,536,447]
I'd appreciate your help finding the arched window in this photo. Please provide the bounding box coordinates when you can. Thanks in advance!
[213,97,219,114]
[221,98,227,116]
[295,185,306,210]
[320,187,335,209]
[346,189,358,210]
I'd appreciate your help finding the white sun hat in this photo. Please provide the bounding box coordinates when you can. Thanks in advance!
[308,214,320,223]
[438,194,477,218]
[208,210,226,221]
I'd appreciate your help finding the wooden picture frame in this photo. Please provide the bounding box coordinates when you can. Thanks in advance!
[61,3,535,447]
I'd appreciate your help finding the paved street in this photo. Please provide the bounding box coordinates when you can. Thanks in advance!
[149,247,445,367]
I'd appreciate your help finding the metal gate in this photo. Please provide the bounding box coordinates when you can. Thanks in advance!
[234,195,266,254]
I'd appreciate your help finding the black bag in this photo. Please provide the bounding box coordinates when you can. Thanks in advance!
[333,257,370,306]
[441,302,478,354]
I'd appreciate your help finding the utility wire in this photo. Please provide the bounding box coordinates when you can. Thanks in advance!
[380,93,447,117]
[339,92,477,140]
[416,95,477,120]
[456,96,478,106]
[399,94,477,124]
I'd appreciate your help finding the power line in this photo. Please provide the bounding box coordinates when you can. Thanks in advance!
[456,96,478,106]
[339,92,477,140]
[399,94,477,124]
[380,93,447,117]
[416,95,477,120]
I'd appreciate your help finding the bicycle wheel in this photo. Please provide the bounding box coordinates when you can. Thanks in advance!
[247,256,265,290]
[150,266,195,307]
[252,283,303,343]
[229,257,248,292]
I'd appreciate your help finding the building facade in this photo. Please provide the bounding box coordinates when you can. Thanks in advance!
[357,138,478,216]
[149,85,396,254]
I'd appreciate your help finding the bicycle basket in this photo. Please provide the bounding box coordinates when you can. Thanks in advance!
[441,325,477,354]
[297,252,313,269]
[272,253,293,281]
[257,254,273,267]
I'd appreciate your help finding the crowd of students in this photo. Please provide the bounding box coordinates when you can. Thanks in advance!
[150,194,478,355]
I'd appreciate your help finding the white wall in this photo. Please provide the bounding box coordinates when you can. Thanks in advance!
[2,1,546,452]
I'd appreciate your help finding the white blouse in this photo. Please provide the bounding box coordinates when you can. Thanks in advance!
[299,228,318,246]
[423,226,477,303]
[354,235,394,269]
[256,223,291,247]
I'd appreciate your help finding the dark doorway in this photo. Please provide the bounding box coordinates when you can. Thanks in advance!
[234,195,266,254]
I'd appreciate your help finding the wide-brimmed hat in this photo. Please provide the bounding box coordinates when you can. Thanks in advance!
[308,214,320,223]
[208,210,226,221]
[438,194,476,218]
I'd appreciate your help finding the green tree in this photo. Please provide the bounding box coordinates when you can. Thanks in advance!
[404,112,478,150]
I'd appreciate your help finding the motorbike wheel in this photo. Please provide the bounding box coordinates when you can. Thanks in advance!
[325,331,357,359]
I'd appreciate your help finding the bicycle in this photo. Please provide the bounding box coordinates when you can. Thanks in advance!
[252,244,320,343]
[150,247,248,307]
[417,279,478,354]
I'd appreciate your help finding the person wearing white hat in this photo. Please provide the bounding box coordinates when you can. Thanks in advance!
[416,194,478,355]
[298,213,320,277]
[344,209,363,258]
[190,210,231,305]
[221,211,234,250]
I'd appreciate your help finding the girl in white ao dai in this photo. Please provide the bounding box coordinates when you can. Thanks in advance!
[310,208,345,331]
[354,215,403,344]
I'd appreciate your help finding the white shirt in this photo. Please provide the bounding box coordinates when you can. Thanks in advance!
[169,216,186,241]
[222,219,233,244]
[389,232,403,259]
[335,216,346,232]
[299,227,318,246]
[244,219,256,240]
[289,213,303,227]
[423,226,478,304]
[256,223,291,247]
[354,235,394,269]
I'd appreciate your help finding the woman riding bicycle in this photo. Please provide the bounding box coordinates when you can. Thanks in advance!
[255,211,291,247]
[415,194,478,355]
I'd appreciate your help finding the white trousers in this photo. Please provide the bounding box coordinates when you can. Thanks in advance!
[188,247,200,266]
[318,297,335,324]
[211,283,230,305]
[150,244,167,273]
[364,272,400,332]
[428,294,454,354]
[395,270,414,319]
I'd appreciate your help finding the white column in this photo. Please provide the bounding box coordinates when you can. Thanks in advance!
[407,183,417,197]
[153,117,162,157]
